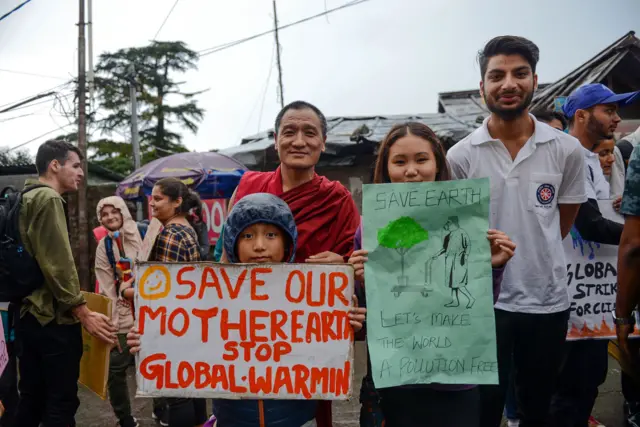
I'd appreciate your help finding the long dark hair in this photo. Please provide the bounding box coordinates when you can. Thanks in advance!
[373,122,451,184]
[154,178,201,222]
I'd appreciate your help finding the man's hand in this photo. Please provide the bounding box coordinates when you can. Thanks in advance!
[306,251,344,264]
[73,304,116,344]
[617,323,638,373]
[127,327,141,354]
[614,196,623,212]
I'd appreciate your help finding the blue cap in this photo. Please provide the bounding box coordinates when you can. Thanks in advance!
[562,84,640,118]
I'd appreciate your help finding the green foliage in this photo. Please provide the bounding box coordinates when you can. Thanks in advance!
[92,40,205,170]
[377,216,429,252]
[0,148,33,166]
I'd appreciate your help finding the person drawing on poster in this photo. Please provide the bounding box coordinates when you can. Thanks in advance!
[430,216,474,308]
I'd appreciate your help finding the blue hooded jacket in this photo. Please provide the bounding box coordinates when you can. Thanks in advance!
[215,193,316,427]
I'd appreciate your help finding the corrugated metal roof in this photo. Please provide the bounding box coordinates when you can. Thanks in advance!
[531,31,640,111]
[221,113,478,167]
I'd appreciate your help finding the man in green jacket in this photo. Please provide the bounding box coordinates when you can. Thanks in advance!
[14,140,117,427]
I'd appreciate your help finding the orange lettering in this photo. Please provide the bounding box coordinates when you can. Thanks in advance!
[321,311,338,342]
[199,267,223,299]
[270,310,288,341]
[273,366,294,395]
[306,312,322,343]
[195,362,211,389]
[176,266,196,299]
[239,341,256,362]
[139,353,166,389]
[211,365,230,390]
[228,365,247,393]
[220,267,248,299]
[336,360,351,396]
[165,361,179,389]
[255,343,272,362]
[139,306,167,335]
[220,309,247,341]
[177,361,195,388]
[273,341,292,362]
[249,366,272,394]
[223,341,239,361]
[285,270,305,303]
[291,310,304,343]
[306,271,326,307]
[310,367,329,395]
[192,308,219,343]
[168,308,189,337]
[249,310,269,343]
[328,272,350,307]
[292,364,311,399]
[250,267,271,301]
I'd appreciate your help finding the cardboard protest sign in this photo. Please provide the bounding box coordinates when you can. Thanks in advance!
[79,292,112,399]
[563,200,638,340]
[135,262,355,399]
[362,178,498,388]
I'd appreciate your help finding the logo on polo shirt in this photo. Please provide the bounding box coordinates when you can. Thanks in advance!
[536,184,555,205]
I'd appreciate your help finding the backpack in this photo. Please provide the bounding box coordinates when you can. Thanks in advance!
[0,185,49,303]
[103,222,148,285]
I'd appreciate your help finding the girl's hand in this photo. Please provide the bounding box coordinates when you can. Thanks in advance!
[614,196,623,212]
[306,251,344,264]
[127,327,141,354]
[487,229,516,268]
[120,278,134,291]
[349,294,366,333]
[348,249,368,282]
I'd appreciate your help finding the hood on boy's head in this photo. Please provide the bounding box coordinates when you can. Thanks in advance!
[223,193,297,263]
[96,196,133,224]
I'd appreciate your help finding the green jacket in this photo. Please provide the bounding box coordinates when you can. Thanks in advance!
[19,178,85,325]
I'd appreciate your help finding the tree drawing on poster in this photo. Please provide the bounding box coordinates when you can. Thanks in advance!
[362,178,498,389]
[377,216,429,297]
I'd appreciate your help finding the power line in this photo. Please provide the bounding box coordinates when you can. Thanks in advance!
[4,124,74,153]
[0,80,73,110]
[153,0,180,40]
[0,68,69,80]
[0,0,32,24]
[197,0,371,57]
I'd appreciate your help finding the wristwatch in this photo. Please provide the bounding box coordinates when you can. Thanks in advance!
[612,311,636,326]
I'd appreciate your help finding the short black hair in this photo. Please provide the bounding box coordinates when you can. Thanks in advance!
[35,140,83,176]
[478,36,540,79]
[274,100,328,138]
[531,109,568,130]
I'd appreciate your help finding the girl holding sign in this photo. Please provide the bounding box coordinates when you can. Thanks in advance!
[349,122,516,427]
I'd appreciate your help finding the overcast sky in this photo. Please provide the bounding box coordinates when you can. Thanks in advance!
[1,0,639,156]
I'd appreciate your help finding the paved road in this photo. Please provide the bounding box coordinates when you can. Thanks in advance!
[76,343,625,427]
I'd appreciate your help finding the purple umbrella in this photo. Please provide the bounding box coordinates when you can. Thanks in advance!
[116,152,247,200]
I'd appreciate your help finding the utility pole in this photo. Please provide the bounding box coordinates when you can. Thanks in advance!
[272,0,284,108]
[77,0,90,291]
[127,64,143,221]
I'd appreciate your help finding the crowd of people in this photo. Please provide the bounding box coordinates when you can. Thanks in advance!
[1,33,640,427]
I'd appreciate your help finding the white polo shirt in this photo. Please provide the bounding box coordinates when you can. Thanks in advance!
[447,116,587,314]
[582,147,610,199]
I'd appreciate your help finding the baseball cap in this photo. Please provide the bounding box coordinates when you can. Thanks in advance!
[562,84,640,118]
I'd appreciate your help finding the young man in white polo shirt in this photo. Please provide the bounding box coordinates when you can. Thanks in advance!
[549,84,639,427]
[447,35,587,427]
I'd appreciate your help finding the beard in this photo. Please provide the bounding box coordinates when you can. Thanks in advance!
[587,115,613,140]
[485,90,534,121]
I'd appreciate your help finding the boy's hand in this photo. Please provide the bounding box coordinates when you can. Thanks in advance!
[306,251,344,264]
[73,304,117,344]
[487,229,516,268]
[349,295,366,333]
[348,249,368,282]
[120,278,134,291]
[614,196,623,212]
[127,327,141,354]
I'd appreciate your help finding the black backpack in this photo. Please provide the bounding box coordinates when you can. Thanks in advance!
[0,185,48,303]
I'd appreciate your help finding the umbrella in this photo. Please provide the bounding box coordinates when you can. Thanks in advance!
[116,151,247,200]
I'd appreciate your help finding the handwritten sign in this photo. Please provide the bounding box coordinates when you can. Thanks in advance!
[362,178,498,388]
[563,200,636,340]
[79,292,112,399]
[135,262,355,399]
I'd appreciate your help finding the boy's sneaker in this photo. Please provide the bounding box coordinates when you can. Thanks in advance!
[506,420,520,427]
[152,410,169,427]
[118,416,139,427]
[588,415,605,427]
